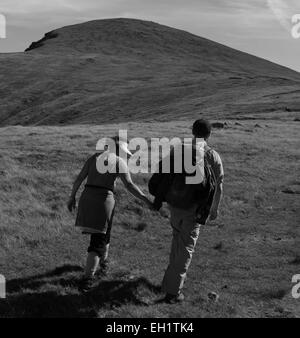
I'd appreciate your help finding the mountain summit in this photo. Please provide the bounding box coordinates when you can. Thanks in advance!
[24,18,299,78]
[0,18,299,125]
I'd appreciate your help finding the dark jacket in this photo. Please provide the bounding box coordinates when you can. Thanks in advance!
[149,171,174,210]
[148,144,215,225]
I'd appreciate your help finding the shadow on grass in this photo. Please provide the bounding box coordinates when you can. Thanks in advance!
[0,264,161,318]
[7,264,83,293]
[290,255,300,265]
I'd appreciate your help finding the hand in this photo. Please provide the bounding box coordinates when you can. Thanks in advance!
[67,197,76,212]
[209,208,218,221]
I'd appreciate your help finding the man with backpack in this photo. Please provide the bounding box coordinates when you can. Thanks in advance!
[149,119,224,303]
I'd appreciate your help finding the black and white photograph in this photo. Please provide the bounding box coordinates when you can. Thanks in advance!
[0,0,299,323]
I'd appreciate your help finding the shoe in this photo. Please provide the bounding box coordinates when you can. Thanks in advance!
[165,292,185,304]
[79,277,96,292]
[95,260,109,278]
[100,260,109,276]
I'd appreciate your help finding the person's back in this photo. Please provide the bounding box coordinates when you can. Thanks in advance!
[164,140,211,212]
[85,152,126,192]
[161,118,224,303]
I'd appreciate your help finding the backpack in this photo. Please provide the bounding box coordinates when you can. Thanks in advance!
[165,145,216,210]
[148,171,162,197]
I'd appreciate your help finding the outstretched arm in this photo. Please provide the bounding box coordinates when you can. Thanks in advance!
[119,171,153,208]
[67,158,90,211]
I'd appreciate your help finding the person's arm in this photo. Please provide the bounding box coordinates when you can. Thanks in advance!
[209,182,223,221]
[67,158,90,211]
[119,170,153,208]
[208,150,224,221]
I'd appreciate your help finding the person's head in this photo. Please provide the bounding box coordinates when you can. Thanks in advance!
[112,135,133,159]
[192,119,211,140]
[95,135,132,158]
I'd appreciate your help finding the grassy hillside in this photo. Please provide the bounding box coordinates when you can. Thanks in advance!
[0,120,299,317]
[1,18,300,126]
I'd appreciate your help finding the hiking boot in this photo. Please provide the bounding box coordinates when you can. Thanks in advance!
[79,277,96,293]
[164,292,185,304]
[100,260,109,276]
[95,260,109,278]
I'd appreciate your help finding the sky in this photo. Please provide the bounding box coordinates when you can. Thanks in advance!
[0,0,299,71]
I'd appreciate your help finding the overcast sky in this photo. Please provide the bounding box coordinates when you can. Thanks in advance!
[0,0,299,71]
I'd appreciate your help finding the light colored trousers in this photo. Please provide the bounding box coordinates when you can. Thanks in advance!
[162,204,201,295]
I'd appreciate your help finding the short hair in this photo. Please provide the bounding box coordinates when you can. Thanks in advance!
[111,135,128,146]
[192,119,211,138]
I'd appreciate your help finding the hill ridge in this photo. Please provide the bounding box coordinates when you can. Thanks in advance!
[0,18,299,126]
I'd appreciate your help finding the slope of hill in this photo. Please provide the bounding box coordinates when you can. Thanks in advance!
[0,18,300,126]
[0,120,299,317]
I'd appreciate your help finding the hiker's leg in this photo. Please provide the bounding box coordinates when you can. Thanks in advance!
[99,232,110,264]
[99,238,110,275]
[85,233,107,278]
[178,218,200,291]
[162,225,181,294]
[162,206,200,295]
[100,206,115,267]
[162,224,200,295]
[162,206,182,294]
[85,252,100,278]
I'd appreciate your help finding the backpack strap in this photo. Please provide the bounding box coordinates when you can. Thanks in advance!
[203,145,217,185]
[203,145,212,164]
[204,144,212,154]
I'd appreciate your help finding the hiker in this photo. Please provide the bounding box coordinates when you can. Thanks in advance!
[149,119,224,303]
[67,136,153,291]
